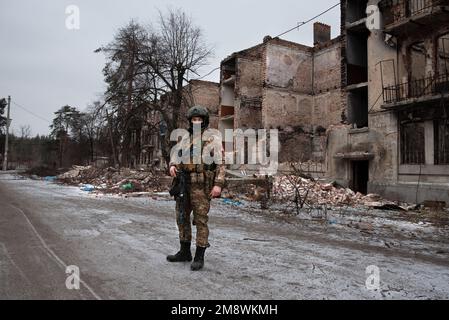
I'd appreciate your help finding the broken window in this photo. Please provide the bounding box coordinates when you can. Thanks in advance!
[438,34,449,75]
[348,87,368,128]
[435,118,449,164]
[409,42,427,81]
[346,0,369,23]
[400,122,425,164]
[346,32,368,85]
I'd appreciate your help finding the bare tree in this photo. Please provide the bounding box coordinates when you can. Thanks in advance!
[20,125,32,140]
[96,9,213,169]
[78,102,105,163]
[140,8,213,166]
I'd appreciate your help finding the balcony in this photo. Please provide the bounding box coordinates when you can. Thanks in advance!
[382,73,449,108]
[380,0,449,36]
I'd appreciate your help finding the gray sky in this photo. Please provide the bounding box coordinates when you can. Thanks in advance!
[0,0,340,136]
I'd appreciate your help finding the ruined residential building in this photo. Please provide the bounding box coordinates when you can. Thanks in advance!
[218,23,343,169]
[327,0,449,203]
[138,79,220,169]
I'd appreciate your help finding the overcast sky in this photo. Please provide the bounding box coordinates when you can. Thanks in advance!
[0,0,340,136]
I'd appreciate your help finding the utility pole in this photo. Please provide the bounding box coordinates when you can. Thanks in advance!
[2,96,11,171]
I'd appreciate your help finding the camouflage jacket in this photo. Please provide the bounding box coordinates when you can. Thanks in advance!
[169,133,226,189]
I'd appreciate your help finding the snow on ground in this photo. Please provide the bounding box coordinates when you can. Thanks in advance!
[1,172,449,299]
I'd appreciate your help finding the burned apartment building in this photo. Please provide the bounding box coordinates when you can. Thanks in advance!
[138,79,220,169]
[327,0,449,203]
[218,23,343,169]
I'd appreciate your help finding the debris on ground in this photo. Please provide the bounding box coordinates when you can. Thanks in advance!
[40,165,447,221]
[56,165,167,194]
[120,183,134,191]
[221,198,243,206]
[271,175,416,210]
[80,184,95,192]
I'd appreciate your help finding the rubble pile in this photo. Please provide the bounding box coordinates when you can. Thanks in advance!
[272,175,415,210]
[57,165,165,193]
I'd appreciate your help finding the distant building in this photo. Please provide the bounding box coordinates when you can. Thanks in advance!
[138,79,220,169]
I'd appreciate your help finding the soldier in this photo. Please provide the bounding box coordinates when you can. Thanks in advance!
[167,106,225,271]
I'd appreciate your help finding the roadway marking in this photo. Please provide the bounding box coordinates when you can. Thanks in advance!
[0,242,32,286]
[7,203,102,300]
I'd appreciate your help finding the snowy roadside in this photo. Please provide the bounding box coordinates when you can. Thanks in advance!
[2,172,449,299]
[11,172,449,263]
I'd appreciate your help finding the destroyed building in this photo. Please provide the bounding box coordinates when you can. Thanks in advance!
[218,23,343,167]
[136,1,449,204]
[327,0,449,203]
[217,1,449,204]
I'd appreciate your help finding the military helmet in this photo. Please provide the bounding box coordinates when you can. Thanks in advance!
[187,105,209,128]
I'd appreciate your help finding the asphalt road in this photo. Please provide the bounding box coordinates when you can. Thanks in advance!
[1,172,449,300]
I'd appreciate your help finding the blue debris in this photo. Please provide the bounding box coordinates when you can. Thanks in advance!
[80,184,95,192]
[222,198,243,206]
[44,176,57,182]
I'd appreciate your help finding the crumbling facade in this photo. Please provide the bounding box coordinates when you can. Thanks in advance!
[218,1,449,204]
[328,0,449,203]
[137,2,448,204]
[218,24,343,167]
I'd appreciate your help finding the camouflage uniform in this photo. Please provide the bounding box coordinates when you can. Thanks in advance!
[171,137,225,248]
[167,105,225,271]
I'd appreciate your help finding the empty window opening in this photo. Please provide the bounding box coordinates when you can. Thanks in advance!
[438,35,449,75]
[401,121,425,164]
[435,118,449,165]
[348,87,368,128]
[347,32,368,85]
[409,42,427,82]
[346,0,369,23]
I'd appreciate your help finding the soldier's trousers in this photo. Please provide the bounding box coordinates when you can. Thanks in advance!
[176,183,211,248]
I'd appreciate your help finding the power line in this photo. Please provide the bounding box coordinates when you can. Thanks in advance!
[275,2,341,38]
[193,67,220,81]
[8,4,342,116]
[11,100,52,124]
[193,2,340,81]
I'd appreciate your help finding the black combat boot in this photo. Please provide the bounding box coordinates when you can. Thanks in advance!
[167,241,192,262]
[191,246,206,271]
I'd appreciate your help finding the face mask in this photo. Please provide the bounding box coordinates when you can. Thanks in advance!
[189,116,207,133]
